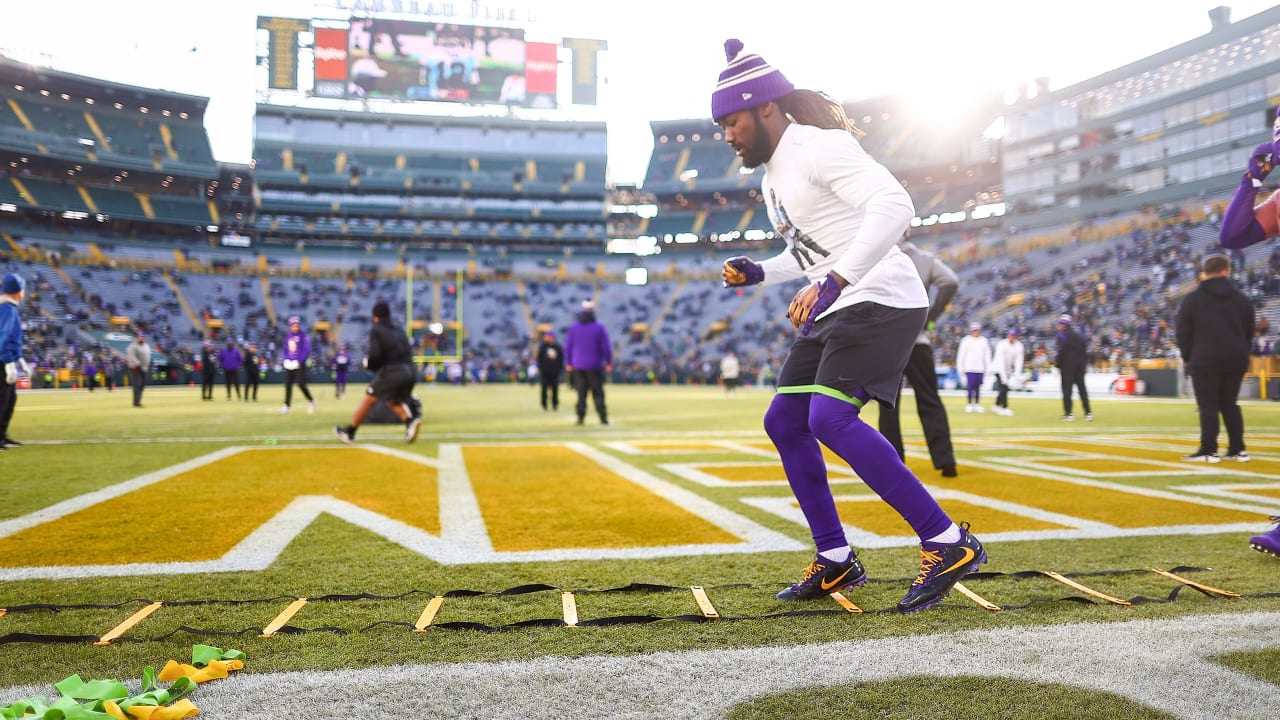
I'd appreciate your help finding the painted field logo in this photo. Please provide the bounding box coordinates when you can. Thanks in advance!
[0,443,800,581]
[1,434,1275,580]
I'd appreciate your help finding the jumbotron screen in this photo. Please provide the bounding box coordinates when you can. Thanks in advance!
[311,19,558,107]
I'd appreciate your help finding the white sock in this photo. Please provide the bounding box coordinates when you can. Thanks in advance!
[818,546,851,563]
[925,523,961,545]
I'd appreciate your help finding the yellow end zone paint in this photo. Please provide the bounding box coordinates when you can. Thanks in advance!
[1232,486,1280,499]
[694,463,856,483]
[1050,458,1181,473]
[0,449,439,567]
[694,464,788,483]
[928,460,1260,528]
[1012,439,1202,463]
[831,497,1070,536]
[462,445,738,552]
[628,442,730,453]
[739,440,845,465]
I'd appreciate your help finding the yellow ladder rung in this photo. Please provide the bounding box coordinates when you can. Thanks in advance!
[829,591,862,614]
[1149,568,1240,598]
[690,586,719,619]
[562,592,579,627]
[414,596,445,632]
[95,601,163,646]
[1043,571,1131,606]
[261,598,308,637]
[953,582,1001,611]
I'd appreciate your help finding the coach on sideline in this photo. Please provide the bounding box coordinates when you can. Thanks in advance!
[0,273,29,449]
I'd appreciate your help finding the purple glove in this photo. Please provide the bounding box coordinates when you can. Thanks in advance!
[1221,140,1279,249]
[1246,141,1275,186]
[722,256,764,287]
[788,272,845,336]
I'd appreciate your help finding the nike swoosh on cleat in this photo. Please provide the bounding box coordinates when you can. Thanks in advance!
[820,567,854,590]
[939,547,976,575]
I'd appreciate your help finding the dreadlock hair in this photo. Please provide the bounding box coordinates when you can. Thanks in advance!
[775,89,865,138]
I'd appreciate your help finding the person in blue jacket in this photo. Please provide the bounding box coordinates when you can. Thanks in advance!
[0,273,30,449]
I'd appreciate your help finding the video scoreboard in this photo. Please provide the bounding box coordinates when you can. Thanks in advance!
[257,14,602,109]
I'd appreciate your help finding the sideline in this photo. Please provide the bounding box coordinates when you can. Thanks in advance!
[168,611,1280,719]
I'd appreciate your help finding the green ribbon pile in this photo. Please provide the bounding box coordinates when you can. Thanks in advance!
[1,645,243,719]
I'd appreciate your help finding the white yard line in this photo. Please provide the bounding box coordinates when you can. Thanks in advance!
[178,611,1280,720]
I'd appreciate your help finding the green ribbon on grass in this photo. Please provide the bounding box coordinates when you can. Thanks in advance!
[0,645,242,720]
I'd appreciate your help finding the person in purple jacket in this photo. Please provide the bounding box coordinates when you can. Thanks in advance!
[218,338,243,400]
[280,315,316,414]
[563,300,612,425]
[333,344,351,399]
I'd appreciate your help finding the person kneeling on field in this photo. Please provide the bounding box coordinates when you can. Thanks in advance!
[335,300,422,444]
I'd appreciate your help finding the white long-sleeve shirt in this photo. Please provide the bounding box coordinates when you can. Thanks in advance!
[720,354,740,380]
[126,340,151,370]
[991,338,1025,379]
[756,123,926,321]
[955,334,991,374]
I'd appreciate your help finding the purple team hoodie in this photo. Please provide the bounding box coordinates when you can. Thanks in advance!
[564,308,612,371]
[283,330,310,366]
[217,344,243,372]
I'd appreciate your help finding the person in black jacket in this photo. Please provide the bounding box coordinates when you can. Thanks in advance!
[1175,253,1255,462]
[243,342,261,402]
[200,340,216,401]
[1055,314,1092,421]
[334,301,422,444]
[535,330,565,411]
[877,238,959,477]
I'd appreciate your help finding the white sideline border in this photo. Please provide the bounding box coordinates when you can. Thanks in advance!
[169,611,1280,720]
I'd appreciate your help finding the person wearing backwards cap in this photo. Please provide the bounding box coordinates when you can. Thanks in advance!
[1055,314,1092,421]
[280,315,316,414]
[0,273,30,448]
[714,38,985,614]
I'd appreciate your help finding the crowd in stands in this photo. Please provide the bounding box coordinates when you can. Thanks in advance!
[2,207,1278,390]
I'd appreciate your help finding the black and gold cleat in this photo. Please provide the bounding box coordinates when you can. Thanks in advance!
[898,523,987,614]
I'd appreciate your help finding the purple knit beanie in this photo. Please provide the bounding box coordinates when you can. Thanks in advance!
[711,39,794,122]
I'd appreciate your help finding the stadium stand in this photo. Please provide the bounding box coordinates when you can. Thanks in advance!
[3,8,1280,394]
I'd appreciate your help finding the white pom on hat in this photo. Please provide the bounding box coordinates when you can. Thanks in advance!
[711,38,795,121]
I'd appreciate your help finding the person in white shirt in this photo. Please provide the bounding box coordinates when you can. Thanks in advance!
[719,352,740,394]
[126,332,151,408]
[714,38,984,614]
[990,328,1025,416]
[955,322,991,413]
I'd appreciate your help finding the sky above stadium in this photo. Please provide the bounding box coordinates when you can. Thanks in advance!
[1,0,1278,186]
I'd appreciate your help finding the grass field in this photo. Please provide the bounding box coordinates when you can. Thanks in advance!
[1,382,1279,718]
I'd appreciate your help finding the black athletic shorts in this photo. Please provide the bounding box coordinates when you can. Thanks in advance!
[775,301,926,408]
[366,363,416,403]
